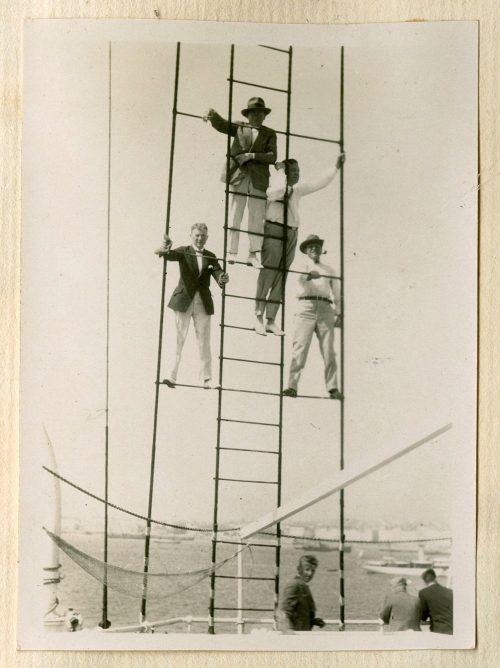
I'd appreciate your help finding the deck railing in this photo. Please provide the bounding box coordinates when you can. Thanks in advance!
[104,616,384,633]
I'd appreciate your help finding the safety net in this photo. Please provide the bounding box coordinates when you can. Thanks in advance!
[45,528,246,600]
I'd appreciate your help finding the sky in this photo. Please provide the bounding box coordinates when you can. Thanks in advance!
[20,21,477,553]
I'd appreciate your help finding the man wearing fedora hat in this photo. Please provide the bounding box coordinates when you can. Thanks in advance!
[283,234,342,399]
[204,97,277,268]
[254,153,344,337]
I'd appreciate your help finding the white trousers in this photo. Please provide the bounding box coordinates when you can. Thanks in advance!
[169,292,212,382]
[288,300,338,392]
[229,175,266,254]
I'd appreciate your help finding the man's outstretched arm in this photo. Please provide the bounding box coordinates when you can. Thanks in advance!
[203,109,238,137]
[299,153,345,196]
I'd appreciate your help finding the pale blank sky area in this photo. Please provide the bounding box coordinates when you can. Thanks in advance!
[21,20,476,562]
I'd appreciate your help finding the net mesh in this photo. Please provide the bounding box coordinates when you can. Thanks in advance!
[45,528,245,600]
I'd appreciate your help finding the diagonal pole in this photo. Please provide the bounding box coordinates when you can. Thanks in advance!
[240,423,452,539]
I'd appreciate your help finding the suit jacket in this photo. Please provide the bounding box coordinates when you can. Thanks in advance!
[209,111,277,191]
[280,575,316,631]
[418,583,453,634]
[380,590,422,631]
[163,245,224,315]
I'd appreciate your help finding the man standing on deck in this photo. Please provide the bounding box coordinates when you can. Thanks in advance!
[418,568,453,634]
[254,153,345,337]
[155,223,229,389]
[279,555,325,632]
[204,97,277,268]
[379,577,422,632]
[282,234,342,399]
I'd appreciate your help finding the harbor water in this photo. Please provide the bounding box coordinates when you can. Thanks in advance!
[56,534,439,632]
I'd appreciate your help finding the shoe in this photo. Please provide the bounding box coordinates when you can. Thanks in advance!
[329,389,343,400]
[203,379,211,390]
[164,378,176,388]
[254,316,267,336]
[283,388,297,398]
[227,253,237,264]
[247,254,263,269]
[266,322,285,336]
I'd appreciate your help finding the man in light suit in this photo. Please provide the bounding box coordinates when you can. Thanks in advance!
[279,555,325,632]
[155,223,229,388]
[282,234,342,399]
[418,568,453,634]
[379,577,422,632]
[204,97,277,267]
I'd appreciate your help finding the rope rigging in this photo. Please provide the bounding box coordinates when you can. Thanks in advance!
[42,466,451,545]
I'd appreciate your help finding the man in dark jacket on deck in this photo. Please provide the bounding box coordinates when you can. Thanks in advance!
[418,568,453,634]
[279,555,325,632]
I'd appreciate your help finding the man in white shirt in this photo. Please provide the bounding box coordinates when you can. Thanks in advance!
[254,153,344,336]
[283,235,342,399]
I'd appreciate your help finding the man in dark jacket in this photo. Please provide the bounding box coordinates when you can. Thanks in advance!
[279,555,325,632]
[204,97,277,267]
[418,568,453,634]
[155,223,229,388]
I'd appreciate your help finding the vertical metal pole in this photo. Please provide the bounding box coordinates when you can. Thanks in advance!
[338,45,346,632]
[208,43,235,635]
[99,41,112,630]
[274,46,293,626]
[140,41,181,622]
[237,540,244,634]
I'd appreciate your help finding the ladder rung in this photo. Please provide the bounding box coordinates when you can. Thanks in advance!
[214,575,275,581]
[221,324,255,332]
[214,607,275,612]
[218,477,278,485]
[220,418,279,427]
[229,77,288,94]
[176,110,203,121]
[227,190,268,202]
[215,539,277,548]
[223,356,280,367]
[226,225,284,241]
[222,386,280,398]
[159,381,215,390]
[274,128,342,145]
[219,446,279,455]
[224,293,282,306]
[175,111,340,146]
[258,44,290,54]
[296,392,342,401]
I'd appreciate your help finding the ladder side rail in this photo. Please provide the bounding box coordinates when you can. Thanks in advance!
[273,46,294,628]
[140,41,182,622]
[100,40,113,631]
[208,43,235,635]
[338,45,346,632]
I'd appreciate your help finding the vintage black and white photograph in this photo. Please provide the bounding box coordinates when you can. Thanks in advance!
[19,19,477,651]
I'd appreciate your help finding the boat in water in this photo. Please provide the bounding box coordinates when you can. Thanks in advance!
[362,546,449,577]
[294,540,352,553]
